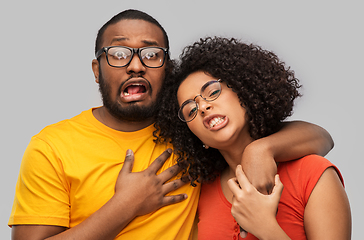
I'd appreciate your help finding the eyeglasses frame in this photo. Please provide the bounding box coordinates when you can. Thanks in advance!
[178,79,222,122]
[95,46,169,68]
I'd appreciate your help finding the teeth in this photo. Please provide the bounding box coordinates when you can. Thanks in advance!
[209,117,224,128]
[123,83,144,96]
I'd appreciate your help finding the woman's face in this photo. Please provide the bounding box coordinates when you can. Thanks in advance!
[177,71,252,150]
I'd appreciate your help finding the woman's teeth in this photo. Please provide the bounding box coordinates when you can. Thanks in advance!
[209,117,224,128]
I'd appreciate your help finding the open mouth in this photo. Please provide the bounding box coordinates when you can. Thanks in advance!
[123,83,147,96]
[120,78,151,102]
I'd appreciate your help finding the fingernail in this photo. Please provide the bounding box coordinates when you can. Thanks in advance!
[167,148,172,154]
[126,149,132,156]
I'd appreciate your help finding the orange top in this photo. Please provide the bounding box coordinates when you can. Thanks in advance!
[197,155,343,240]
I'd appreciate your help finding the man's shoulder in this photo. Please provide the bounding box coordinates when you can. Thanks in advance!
[35,109,92,139]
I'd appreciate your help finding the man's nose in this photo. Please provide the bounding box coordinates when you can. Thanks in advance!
[126,54,146,73]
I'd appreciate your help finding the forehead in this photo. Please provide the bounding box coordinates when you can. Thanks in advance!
[102,19,166,48]
[177,71,214,101]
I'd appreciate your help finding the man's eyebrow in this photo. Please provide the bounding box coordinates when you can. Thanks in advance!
[141,40,160,46]
[110,37,160,47]
[111,37,128,45]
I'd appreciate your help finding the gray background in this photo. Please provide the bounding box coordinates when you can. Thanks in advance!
[1,0,363,239]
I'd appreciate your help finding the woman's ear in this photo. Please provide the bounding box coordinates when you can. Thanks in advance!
[92,59,100,83]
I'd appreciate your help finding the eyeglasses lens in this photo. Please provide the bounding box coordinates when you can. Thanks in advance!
[107,47,165,68]
[179,80,221,122]
[140,48,164,67]
[179,100,198,122]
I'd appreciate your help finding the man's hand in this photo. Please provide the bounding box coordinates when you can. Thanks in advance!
[114,149,188,217]
[241,142,277,195]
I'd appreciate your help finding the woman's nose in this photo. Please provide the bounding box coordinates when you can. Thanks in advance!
[197,98,212,115]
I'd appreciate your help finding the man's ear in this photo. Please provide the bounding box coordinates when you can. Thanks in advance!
[92,59,100,83]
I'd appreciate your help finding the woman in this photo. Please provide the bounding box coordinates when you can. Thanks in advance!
[155,37,351,239]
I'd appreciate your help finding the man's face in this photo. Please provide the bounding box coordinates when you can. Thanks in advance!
[93,19,167,122]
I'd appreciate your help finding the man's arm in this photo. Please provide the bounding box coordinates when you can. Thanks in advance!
[12,149,187,240]
[242,121,334,194]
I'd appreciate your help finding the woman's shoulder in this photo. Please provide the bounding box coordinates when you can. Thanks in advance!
[280,154,335,173]
[278,154,344,195]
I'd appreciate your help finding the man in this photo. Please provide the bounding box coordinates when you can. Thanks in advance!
[9,9,333,240]
[9,10,197,240]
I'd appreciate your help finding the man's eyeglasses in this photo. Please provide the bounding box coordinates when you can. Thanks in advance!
[95,46,168,68]
[178,79,222,122]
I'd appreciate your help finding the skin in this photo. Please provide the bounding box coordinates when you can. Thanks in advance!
[178,71,351,239]
[92,19,167,132]
[12,19,187,240]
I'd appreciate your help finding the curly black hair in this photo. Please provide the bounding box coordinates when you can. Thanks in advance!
[154,37,301,186]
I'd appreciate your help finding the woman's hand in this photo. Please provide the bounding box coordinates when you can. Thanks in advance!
[228,165,289,239]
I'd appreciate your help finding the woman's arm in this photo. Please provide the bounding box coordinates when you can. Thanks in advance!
[304,167,351,239]
[242,121,334,194]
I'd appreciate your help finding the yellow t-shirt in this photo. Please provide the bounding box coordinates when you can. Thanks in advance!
[9,108,200,239]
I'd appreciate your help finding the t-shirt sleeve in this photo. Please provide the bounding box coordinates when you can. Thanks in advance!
[8,136,70,227]
[299,155,344,204]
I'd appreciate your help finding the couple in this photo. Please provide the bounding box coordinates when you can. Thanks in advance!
[9,9,351,239]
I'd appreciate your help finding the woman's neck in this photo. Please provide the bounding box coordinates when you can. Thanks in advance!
[219,137,253,175]
[219,146,248,204]
[219,139,253,203]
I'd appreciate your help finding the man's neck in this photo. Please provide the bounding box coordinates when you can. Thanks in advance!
[92,107,155,132]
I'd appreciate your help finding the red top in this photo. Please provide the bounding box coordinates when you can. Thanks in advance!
[197,155,344,240]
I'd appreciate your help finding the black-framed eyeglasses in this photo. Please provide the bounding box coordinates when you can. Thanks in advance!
[178,79,222,122]
[95,46,169,68]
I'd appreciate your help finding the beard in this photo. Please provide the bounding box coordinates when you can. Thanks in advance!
[98,70,163,122]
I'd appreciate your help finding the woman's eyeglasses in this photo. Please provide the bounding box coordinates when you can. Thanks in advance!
[178,79,222,122]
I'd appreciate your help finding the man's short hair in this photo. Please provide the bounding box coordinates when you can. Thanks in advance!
[95,9,170,55]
